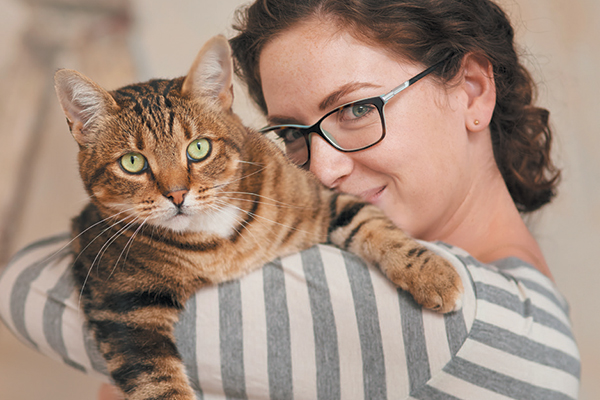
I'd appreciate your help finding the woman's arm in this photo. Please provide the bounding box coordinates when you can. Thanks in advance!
[0,234,578,399]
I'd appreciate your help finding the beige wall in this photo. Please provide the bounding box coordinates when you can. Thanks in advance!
[507,2,600,400]
[0,0,597,398]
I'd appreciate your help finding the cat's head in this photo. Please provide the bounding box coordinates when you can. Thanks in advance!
[54,36,247,236]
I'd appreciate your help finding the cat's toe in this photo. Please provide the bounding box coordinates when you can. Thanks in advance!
[422,259,464,313]
[388,253,464,313]
[417,280,463,313]
[439,279,464,313]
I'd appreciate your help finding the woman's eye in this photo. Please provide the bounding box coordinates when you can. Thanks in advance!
[272,128,303,144]
[340,103,375,121]
[120,152,147,174]
[278,128,303,144]
[187,138,211,161]
[351,104,371,118]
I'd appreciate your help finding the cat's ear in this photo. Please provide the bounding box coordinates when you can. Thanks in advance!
[182,35,234,110]
[54,69,119,147]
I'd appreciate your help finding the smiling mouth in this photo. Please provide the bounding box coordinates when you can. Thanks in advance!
[360,186,386,203]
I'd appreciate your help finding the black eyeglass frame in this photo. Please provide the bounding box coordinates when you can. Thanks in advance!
[259,59,447,167]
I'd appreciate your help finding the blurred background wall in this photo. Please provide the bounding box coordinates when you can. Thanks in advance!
[0,0,597,398]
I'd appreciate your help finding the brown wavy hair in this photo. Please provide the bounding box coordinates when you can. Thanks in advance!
[230,0,560,212]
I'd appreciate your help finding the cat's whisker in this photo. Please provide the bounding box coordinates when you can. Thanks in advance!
[77,214,140,309]
[213,165,268,188]
[214,199,315,238]
[72,210,138,264]
[208,202,265,250]
[108,216,150,281]
[217,192,315,210]
[236,160,264,167]
[89,218,139,278]
[217,195,306,212]
[33,208,138,279]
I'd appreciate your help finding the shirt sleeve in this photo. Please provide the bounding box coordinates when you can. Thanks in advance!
[0,234,580,400]
[423,242,581,400]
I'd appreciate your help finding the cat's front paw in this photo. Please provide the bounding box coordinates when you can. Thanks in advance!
[387,251,464,313]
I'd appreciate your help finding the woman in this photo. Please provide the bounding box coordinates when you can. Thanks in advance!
[0,0,580,399]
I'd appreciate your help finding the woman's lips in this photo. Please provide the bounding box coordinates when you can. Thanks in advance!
[359,185,386,204]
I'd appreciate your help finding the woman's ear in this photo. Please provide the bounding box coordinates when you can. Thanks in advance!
[460,53,496,133]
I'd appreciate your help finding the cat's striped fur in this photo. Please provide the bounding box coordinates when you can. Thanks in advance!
[54,36,463,400]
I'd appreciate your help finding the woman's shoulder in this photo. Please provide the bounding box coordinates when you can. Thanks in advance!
[275,241,580,399]
[417,241,580,399]
[426,240,573,324]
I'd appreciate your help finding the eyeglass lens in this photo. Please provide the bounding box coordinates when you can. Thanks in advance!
[273,99,384,166]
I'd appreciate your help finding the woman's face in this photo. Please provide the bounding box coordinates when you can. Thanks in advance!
[259,22,478,240]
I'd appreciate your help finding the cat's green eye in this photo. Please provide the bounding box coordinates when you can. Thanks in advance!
[187,138,211,162]
[120,152,147,174]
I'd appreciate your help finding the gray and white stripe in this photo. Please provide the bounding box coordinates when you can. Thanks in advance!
[0,234,580,399]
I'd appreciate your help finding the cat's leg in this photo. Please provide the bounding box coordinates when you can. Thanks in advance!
[85,295,196,400]
[327,195,464,313]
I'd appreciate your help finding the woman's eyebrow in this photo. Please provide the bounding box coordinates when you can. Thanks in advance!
[318,82,380,111]
[265,82,381,126]
[266,115,305,126]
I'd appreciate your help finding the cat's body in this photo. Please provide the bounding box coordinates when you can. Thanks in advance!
[55,36,463,400]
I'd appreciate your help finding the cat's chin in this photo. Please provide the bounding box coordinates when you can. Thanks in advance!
[154,204,241,238]
[156,214,195,234]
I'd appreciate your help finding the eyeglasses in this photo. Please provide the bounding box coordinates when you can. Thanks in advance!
[259,59,446,167]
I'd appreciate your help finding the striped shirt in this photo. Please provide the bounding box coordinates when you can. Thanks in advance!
[0,233,580,399]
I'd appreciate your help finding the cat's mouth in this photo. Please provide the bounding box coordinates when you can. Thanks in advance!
[169,207,194,221]
[153,204,241,237]
[155,211,193,233]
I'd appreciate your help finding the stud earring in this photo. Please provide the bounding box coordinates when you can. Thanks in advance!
[474,120,480,126]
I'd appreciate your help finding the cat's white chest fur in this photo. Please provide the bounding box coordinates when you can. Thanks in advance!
[159,204,241,238]
[188,204,241,237]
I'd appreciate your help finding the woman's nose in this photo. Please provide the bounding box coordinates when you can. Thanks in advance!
[308,134,353,188]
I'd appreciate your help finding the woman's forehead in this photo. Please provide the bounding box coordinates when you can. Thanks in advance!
[259,23,415,118]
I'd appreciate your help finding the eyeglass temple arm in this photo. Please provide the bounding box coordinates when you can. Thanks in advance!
[381,59,447,104]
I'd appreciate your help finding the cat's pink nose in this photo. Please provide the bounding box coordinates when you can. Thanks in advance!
[166,189,188,206]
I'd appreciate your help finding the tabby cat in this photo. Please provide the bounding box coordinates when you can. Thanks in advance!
[54,35,463,400]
